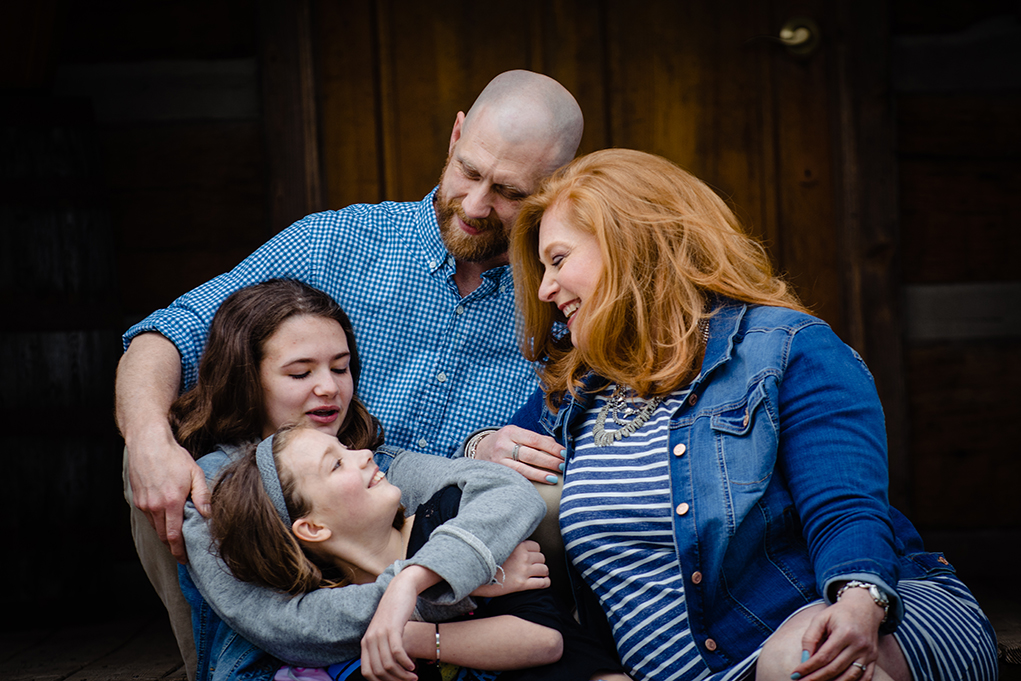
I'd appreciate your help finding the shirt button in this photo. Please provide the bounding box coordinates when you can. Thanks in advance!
[675,502,690,516]
[436,372,447,383]
[691,571,702,584]
[705,638,717,651]
[429,260,437,268]
[688,393,698,406]
[455,305,465,315]
[418,438,428,448]
[673,443,686,457]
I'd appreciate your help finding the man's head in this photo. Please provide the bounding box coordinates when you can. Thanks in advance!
[436,70,584,264]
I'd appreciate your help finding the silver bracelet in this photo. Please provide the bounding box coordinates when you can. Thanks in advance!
[465,429,496,459]
[836,580,890,623]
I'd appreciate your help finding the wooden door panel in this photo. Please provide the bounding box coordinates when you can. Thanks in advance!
[315,0,844,331]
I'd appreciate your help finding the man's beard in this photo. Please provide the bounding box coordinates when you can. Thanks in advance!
[435,178,510,263]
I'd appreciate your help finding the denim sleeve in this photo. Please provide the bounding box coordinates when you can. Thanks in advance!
[122,215,316,391]
[508,385,546,430]
[775,322,904,629]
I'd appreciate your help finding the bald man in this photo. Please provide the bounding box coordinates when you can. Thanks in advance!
[115,70,582,679]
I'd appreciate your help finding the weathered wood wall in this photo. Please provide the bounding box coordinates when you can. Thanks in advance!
[1,0,1017,624]
[890,1,1021,573]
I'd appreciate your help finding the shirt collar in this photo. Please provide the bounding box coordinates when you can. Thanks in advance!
[415,186,450,275]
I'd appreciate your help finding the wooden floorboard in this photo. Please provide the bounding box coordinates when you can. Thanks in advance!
[0,593,1017,680]
[0,614,185,681]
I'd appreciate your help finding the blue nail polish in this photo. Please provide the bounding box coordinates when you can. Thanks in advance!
[560,449,567,456]
[559,462,566,472]
[802,650,810,663]
[791,674,801,680]
[546,474,558,484]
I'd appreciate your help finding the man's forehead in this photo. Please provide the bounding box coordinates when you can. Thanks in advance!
[454,134,551,193]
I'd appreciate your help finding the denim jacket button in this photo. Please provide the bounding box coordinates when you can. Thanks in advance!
[691,571,703,584]
[673,443,686,457]
[705,637,717,651]
[675,502,690,516]
[688,393,698,406]
[743,413,749,427]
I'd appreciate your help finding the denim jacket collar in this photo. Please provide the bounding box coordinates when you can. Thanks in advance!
[539,300,749,439]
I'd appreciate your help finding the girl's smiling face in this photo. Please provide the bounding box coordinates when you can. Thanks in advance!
[536,200,605,349]
[260,315,354,439]
[279,428,400,545]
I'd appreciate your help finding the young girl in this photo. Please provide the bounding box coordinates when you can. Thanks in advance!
[171,279,623,681]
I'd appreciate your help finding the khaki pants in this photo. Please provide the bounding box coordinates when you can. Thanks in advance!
[529,478,572,608]
[123,448,197,681]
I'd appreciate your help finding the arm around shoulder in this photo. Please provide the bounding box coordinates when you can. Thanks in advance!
[117,332,210,561]
[387,451,546,602]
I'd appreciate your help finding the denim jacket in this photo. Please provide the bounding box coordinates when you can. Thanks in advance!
[180,445,545,681]
[511,302,955,671]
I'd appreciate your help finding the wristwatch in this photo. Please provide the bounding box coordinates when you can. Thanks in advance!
[836,580,889,623]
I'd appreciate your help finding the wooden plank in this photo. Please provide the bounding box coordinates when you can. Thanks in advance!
[906,340,1021,528]
[830,0,910,510]
[532,0,607,156]
[897,94,1021,157]
[904,282,1021,341]
[603,0,780,249]
[119,247,260,312]
[60,0,257,62]
[769,1,843,334]
[899,157,1021,284]
[64,617,186,681]
[101,121,266,247]
[259,0,324,230]
[378,0,539,201]
[52,60,259,123]
[315,0,384,207]
[0,618,145,681]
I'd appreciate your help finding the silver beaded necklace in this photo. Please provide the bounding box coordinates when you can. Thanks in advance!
[591,316,710,447]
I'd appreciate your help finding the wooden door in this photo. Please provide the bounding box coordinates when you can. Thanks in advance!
[311,0,906,502]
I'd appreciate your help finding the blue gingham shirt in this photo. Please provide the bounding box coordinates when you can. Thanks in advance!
[123,188,538,458]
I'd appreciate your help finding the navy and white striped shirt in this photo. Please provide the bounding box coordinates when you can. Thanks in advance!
[561,386,712,681]
[124,189,537,458]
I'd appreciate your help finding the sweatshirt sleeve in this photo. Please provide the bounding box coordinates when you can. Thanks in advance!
[386,449,546,603]
[182,447,544,667]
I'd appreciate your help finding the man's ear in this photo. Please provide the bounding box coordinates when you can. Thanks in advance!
[292,517,332,544]
[448,111,466,154]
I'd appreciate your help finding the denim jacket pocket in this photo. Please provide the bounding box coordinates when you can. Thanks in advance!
[709,381,777,486]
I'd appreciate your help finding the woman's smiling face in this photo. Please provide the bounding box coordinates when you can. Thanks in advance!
[536,200,604,349]
[259,314,354,439]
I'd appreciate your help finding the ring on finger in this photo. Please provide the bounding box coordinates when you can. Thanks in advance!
[511,443,520,462]
[852,662,867,673]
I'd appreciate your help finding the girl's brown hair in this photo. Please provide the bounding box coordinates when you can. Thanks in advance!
[169,279,383,456]
[510,148,807,408]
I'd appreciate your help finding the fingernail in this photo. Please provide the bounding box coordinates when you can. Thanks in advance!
[802,650,810,663]
[546,475,559,484]
[791,674,801,680]
[559,462,565,472]
[560,449,567,456]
